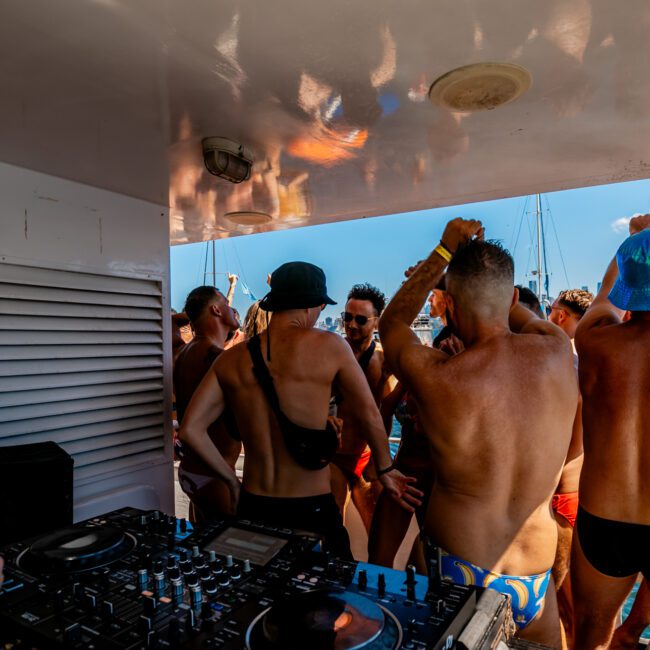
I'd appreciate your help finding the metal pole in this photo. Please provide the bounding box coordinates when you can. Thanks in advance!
[536,194,543,302]
[212,240,216,288]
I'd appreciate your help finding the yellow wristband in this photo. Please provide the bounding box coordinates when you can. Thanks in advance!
[434,243,453,264]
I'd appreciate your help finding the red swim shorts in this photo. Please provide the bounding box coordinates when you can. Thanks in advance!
[552,491,579,528]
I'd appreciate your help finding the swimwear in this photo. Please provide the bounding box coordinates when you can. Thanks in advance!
[247,335,339,470]
[332,448,372,482]
[237,490,352,560]
[576,506,650,579]
[552,492,579,528]
[439,549,551,629]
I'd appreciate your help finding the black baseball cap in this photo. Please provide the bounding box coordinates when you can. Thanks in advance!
[259,262,337,312]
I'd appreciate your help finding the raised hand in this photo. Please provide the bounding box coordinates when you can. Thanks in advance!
[441,218,484,253]
[378,468,424,513]
[629,214,650,235]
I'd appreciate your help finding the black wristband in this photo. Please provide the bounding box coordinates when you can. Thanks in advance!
[376,462,395,476]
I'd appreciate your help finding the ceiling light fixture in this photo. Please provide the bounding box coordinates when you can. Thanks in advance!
[429,62,532,112]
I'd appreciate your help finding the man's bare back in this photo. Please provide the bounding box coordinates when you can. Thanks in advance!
[577,319,650,523]
[380,218,576,646]
[416,329,576,574]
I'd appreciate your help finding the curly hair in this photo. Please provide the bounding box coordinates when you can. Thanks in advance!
[557,289,594,318]
[347,283,386,316]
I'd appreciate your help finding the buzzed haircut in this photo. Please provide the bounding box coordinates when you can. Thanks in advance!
[557,289,594,318]
[347,283,387,316]
[516,285,545,319]
[448,240,514,286]
[183,286,221,324]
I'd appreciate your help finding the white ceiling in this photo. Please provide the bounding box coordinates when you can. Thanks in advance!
[2,1,649,244]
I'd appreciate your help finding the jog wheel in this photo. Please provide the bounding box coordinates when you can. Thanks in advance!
[246,589,402,649]
[17,525,136,575]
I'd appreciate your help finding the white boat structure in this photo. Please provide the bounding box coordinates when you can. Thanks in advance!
[1,0,650,523]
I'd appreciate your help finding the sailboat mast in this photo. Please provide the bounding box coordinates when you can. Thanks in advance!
[536,194,543,302]
[211,240,216,288]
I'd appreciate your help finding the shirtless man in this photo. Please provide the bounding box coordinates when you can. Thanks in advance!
[547,290,593,585]
[180,262,421,558]
[571,215,650,650]
[174,286,242,522]
[380,218,577,647]
[331,283,395,531]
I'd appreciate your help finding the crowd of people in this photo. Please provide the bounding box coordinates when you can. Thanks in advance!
[171,215,649,649]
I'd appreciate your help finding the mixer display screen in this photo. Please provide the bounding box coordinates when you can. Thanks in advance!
[203,527,287,566]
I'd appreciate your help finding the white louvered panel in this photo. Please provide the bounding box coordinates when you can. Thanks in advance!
[0,380,164,408]
[75,450,165,482]
[0,414,164,447]
[0,262,166,484]
[0,368,162,392]
[0,344,161,360]
[0,357,162,377]
[0,283,162,309]
[0,315,162,332]
[0,403,163,437]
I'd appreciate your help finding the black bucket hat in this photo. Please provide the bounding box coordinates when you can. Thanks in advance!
[259,262,337,312]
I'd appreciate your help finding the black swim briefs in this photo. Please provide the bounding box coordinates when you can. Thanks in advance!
[576,505,650,579]
[237,490,352,560]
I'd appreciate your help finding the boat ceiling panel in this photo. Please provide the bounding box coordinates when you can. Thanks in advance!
[1,1,649,244]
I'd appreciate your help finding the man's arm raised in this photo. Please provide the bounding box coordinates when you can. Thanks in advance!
[178,362,240,504]
[332,338,423,513]
[379,218,483,382]
[576,214,650,340]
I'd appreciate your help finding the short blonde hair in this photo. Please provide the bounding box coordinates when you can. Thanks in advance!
[557,289,594,318]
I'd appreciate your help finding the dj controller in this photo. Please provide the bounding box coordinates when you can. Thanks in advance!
[0,508,516,649]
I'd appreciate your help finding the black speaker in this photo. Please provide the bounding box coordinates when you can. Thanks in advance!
[0,441,73,545]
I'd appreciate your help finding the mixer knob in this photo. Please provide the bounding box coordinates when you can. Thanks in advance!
[168,567,181,581]
[153,560,164,574]
[358,569,367,591]
[243,559,252,573]
[208,550,217,563]
[218,574,231,588]
[377,573,386,599]
[204,577,218,596]
[171,579,184,605]
[152,511,160,521]
[155,575,167,597]
[191,545,200,558]
[199,567,211,580]
[139,515,149,527]
[167,555,178,569]
[179,518,187,533]
[186,572,200,588]
[138,568,149,589]
[193,556,206,570]
[180,560,193,575]
[229,566,242,581]
[225,554,234,567]
[190,584,203,608]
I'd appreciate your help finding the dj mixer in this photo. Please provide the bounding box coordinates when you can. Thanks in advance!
[0,507,516,649]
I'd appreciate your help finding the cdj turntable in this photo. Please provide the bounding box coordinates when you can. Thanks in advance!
[0,508,515,649]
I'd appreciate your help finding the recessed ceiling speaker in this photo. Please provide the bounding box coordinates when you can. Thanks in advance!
[429,62,532,112]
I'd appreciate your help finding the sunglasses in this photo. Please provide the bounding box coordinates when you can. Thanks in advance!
[342,312,376,326]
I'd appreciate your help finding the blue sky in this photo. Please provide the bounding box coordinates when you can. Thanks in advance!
[171,179,650,320]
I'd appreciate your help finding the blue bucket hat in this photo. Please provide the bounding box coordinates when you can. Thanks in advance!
[608,229,650,311]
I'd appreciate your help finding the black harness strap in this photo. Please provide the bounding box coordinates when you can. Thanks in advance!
[247,335,338,470]
[358,340,376,374]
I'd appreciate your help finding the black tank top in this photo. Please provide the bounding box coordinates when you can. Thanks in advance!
[247,335,339,470]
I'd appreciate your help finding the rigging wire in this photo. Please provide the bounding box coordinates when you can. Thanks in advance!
[511,195,529,256]
[230,240,252,293]
[202,241,209,285]
[540,199,551,297]
[545,196,571,288]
